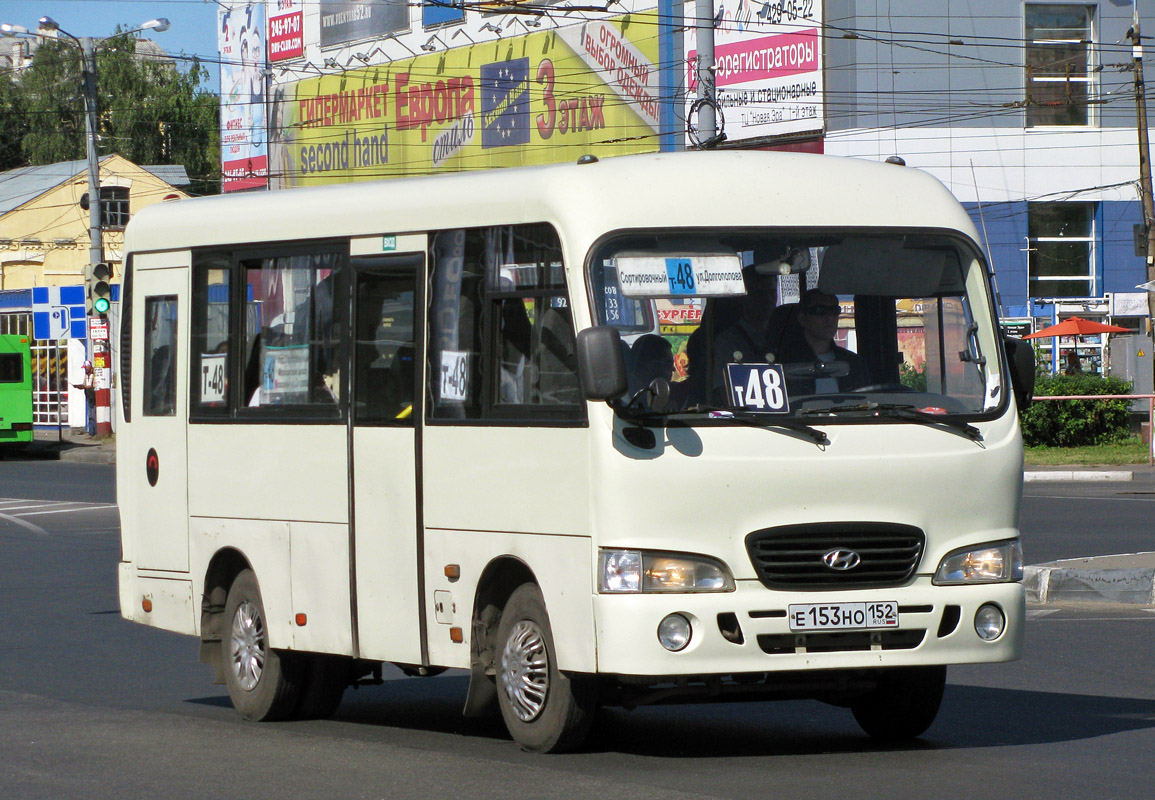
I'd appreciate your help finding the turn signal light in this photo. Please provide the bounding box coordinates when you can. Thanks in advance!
[450,627,463,643]
[295,613,308,626]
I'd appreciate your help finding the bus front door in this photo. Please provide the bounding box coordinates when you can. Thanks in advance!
[349,254,424,664]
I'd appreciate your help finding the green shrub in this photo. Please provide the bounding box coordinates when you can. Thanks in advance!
[1020,374,1133,447]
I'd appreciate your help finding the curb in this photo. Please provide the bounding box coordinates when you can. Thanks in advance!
[1024,553,1155,606]
[1023,470,1133,482]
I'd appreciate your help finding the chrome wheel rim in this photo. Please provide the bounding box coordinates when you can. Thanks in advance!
[230,600,266,692]
[500,619,549,722]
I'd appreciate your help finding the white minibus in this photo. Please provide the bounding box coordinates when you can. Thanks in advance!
[117,150,1035,752]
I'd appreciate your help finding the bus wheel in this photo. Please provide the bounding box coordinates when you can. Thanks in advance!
[223,569,302,721]
[495,583,595,753]
[851,666,946,741]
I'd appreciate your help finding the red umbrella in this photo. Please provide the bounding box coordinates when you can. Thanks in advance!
[1022,316,1130,339]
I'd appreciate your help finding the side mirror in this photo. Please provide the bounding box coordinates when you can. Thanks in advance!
[1004,336,1035,409]
[577,326,628,400]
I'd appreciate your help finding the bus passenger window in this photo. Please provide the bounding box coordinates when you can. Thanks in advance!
[243,251,342,408]
[143,296,177,416]
[192,261,232,413]
[428,224,582,422]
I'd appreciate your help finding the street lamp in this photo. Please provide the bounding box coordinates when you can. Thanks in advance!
[1,16,170,436]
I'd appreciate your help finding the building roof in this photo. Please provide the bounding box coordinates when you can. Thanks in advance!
[0,157,189,217]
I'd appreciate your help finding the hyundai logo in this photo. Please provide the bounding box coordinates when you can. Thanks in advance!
[822,549,862,571]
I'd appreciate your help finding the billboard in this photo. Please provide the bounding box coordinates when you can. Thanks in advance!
[320,0,408,47]
[269,15,662,187]
[686,0,823,143]
[269,0,304,63]
[219,2,268,191]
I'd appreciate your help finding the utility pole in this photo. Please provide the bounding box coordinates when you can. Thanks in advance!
[1129,9,1155,460]
[694,0,717,144]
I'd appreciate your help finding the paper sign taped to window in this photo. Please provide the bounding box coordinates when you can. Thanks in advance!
[440,350,469,402]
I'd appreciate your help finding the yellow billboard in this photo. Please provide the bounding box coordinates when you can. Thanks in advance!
[270,15,663,187]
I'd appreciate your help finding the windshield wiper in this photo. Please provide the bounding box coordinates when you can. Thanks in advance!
[701,408,831,446]
[614,404,830,446]
[798,402,983,443]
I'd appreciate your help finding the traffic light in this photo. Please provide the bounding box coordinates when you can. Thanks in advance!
[87,262,112,316]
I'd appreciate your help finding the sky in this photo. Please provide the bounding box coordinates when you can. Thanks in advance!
[2,0,225,87]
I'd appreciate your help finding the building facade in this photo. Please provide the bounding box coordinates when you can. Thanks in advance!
[0,155,189,426]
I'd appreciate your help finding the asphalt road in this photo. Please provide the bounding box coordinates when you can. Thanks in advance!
[0,461,1153,799]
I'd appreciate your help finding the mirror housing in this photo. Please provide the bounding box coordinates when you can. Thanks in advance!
[1003,336,1036,410]
[577,327,628,400]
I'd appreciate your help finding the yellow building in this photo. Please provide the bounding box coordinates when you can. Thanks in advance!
[0,154,190,290]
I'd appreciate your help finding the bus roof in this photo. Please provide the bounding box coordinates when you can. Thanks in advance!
[124,151,979,256]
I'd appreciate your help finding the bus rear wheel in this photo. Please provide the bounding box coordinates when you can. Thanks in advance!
[850,666,947,741]
[495,583,596,753]
[223,569,302,721]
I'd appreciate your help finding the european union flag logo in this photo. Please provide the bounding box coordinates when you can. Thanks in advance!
[481,58,530,148]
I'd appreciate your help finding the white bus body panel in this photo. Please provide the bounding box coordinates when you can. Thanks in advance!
[586,403,1026,674]
[120,254,190,575]
[354,426,422,664]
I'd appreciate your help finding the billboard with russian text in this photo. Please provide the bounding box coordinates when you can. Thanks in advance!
[686,0,824,143]
[268,15,661,187]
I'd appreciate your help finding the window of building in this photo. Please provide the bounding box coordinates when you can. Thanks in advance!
[1028,202,1097,298]
[427,223,583,423]
[101,186,131,228]
[1025,4,1094,127]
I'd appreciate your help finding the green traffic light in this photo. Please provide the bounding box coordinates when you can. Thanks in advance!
[93,296,110,314]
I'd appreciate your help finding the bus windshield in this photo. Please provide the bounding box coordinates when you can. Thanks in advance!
[589,230,1002,420]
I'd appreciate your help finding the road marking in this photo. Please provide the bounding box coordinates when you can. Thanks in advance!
[0,511,47,536]
[12,504,117,517]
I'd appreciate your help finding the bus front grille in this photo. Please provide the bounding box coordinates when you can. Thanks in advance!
[745,523,925,590]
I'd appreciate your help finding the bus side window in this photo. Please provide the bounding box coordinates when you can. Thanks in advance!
[428,223,582,421]
[143,296,178,417]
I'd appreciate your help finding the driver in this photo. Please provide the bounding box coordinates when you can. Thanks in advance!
[782,289,870,394]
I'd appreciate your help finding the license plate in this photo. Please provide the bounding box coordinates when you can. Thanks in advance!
[788,601,899,631]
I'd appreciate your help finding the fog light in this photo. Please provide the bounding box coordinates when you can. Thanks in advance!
[974,604,1005,641]
[657,613,692,652]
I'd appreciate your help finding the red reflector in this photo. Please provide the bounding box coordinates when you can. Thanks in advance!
[449,627,463,643]
[295,613,307,626]
[444,564,461,580]
[142,598,153,613]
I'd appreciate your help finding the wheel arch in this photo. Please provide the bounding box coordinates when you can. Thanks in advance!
[462,555,537,718]
[198,547,252,683]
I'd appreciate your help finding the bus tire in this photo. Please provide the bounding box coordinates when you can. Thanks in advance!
[495,583,596,753]
[292,654,348,720]
[222,569,302,721]
[850,666,946,741]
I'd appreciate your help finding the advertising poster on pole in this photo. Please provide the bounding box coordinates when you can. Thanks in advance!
[219,2,269,191]
[686,0,824,144]
[268,13,662,187]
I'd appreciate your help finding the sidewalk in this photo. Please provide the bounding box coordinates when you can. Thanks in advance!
[1024,462,1155,606]
[27,428,116,465]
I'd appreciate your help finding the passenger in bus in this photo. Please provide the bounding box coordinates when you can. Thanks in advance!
[628,334,675,398]
[779,289,870,394]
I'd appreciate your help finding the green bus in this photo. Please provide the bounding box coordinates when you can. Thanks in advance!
[0,334,34,449]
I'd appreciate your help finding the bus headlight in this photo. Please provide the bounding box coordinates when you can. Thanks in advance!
[599,550,734,593]
[933,540,1023,585]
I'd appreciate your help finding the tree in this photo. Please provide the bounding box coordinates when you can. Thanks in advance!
[10,29,220,195]
[0,66,28,172]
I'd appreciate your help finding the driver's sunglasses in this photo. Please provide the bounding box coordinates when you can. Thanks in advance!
[802,305,841,317]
